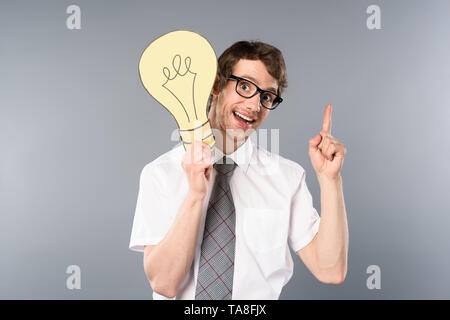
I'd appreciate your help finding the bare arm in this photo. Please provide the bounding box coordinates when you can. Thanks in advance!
[144,192,205,298]
[297,175,348,284]
[143,142,212,298]
[298,104,348,284]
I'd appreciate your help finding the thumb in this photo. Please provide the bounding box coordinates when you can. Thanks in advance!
[309,134,322,150]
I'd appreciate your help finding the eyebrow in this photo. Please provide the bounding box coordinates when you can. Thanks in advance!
[239,74,278,94]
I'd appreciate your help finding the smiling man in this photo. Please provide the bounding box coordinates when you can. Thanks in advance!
[129,41,349,300]
[207,56,283,154]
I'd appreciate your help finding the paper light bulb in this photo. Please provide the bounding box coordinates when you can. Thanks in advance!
[139,30,217,150]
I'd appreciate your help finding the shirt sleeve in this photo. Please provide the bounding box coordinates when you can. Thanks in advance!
[288,166,321,252]
[129,163,172,252]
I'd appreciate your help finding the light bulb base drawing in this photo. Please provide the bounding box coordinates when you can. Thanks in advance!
[179,119,215,150]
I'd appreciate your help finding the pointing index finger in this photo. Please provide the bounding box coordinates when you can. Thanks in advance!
[322,104,332,135]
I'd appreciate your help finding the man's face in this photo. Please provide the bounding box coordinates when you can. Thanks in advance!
[208,59,279,147]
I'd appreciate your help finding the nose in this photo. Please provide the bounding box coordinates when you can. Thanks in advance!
[244,94,261,113]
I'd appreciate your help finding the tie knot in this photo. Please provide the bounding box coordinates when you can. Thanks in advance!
[214,157,237,178]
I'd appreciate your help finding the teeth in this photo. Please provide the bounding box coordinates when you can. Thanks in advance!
[235,111,253,122]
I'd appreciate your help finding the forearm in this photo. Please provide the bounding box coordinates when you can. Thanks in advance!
[145,192,205,296]
[315,174,349,275]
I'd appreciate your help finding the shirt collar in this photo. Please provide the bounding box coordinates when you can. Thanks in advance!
[212,137,253,174]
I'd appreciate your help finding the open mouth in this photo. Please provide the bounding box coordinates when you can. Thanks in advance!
[233,111,255,126]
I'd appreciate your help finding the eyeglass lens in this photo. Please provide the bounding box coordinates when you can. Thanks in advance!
[235,79,278,109]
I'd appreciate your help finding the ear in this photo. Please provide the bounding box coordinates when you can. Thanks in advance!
[212,74,220,95]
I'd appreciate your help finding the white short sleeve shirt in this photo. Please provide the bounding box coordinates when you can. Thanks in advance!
[129,136,321,300]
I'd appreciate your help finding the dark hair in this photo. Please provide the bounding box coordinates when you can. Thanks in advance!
[217,41,288,95]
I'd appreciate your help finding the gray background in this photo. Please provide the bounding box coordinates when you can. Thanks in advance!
[1,0,449,299]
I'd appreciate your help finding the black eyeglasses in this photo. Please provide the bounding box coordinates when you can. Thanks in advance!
[228,75,283,110]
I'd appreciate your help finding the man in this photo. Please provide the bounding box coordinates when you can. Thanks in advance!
[129,41,348,300]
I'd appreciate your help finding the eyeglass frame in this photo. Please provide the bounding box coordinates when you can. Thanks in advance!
[227,74,283,110]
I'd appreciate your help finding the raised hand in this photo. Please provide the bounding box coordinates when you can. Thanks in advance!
[308,104,346,181]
